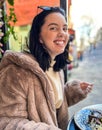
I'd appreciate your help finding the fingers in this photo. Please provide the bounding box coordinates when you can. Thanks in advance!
[80,82,93,95]
[80,82,93,90]
[85,85,93,93]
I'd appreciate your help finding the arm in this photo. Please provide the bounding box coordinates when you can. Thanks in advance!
[64,80,93,106]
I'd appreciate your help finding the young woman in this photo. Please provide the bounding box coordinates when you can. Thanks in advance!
[0,6,93,130]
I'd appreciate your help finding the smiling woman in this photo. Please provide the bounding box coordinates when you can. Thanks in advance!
[39,12,68,59]
[0,6,93,130]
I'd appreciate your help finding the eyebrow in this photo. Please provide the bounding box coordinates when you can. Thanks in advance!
[48,23,68,27]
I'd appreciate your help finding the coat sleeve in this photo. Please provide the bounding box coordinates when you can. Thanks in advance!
[64,80,87,106]
[0,117,61,130]
[0,65,61,130]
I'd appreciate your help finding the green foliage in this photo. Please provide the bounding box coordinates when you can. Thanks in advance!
[7,0,14,6]
[2,1,17,43]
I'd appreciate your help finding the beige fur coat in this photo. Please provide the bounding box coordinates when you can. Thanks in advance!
[0,50,87,130]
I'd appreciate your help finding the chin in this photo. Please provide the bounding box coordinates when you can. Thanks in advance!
[57,51,64,55]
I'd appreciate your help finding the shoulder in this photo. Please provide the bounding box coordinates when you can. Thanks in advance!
[0,50,45,78]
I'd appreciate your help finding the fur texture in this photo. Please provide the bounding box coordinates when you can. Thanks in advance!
[0,50,87,130]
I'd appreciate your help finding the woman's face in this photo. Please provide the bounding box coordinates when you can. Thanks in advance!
[39,12,69,59]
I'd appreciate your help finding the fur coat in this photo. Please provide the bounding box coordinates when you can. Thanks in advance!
[0,50,87,130]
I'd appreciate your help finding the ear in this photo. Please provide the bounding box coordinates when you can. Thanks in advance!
[39,36,43,44]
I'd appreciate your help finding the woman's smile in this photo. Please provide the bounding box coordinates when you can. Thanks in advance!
[54,39,65,46]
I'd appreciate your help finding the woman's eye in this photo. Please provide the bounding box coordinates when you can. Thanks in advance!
[50,27,58,31]
[63,27,68,32]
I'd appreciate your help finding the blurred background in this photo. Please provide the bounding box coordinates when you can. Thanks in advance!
[68,0,102,118]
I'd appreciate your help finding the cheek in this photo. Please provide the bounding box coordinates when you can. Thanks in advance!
[39,30,49,41]
[40,32,55,43]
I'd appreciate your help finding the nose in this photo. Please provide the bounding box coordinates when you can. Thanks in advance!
[58,29,66,37]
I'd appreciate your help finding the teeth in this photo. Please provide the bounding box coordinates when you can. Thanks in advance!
[56,41,64,44]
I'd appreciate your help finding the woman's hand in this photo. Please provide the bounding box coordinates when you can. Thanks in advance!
[65,80,93,106]
[80,82,93,94]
